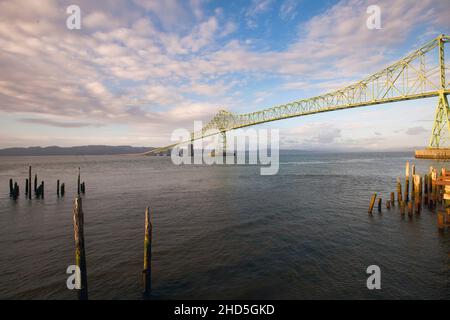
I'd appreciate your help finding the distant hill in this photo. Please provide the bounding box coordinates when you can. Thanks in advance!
[0,145,154,156]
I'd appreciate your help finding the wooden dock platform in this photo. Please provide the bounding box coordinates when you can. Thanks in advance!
[415,148,450,160]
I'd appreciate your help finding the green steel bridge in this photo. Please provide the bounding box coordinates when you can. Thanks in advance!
[145,34,450,155]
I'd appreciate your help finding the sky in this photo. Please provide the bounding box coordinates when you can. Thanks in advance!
[0,0,449,150]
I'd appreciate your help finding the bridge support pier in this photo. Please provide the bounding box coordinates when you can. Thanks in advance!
[415,92,450,159]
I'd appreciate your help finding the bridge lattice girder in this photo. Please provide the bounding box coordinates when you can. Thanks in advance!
[147,35,450,154]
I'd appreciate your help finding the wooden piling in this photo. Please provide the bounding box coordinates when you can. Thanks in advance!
[34,174,37,195]
[377,198,382,212]
[25,179,29,196]
[400,201,406,215]
[143,207,152,297]
[438,169,443,204]
[432,169,437,208]
[424,174,428,204]
[41,181,44,198]
[73,197,88,300]
[61,183,65,197]
[414,175,421,214]
[397,178,402,203]
[57,180,60,197]
[9,178,13,196]
[405,161,410,202]
[428,173,433,209]
[77,168,81,196]
[390,192,395,206]
[386,200,391,209]
[419,175,423,198]
[12,182,19,200]
[28,166,31,200]
[368,194,377,214]
[407,201,413,217]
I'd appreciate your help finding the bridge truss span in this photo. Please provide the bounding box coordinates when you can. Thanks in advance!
[147,35,450,155]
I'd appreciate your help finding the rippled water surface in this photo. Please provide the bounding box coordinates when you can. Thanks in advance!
[0,152,449,299]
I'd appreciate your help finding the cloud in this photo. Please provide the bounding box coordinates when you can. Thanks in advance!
[19,118,103,128]
[279,0,299,21]
[0,0,448,148]
[405,126,428,135]
[244,0,274,28]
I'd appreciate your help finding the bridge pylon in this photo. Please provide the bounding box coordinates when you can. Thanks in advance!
[429,92,450,149]
[427,34,450,150]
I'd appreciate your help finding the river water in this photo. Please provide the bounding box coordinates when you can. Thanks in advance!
[0,152,448,299]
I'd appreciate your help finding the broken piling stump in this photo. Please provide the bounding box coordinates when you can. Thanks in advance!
[143,207,152,297]
[405,161,410,202]
[77,168,81,196]
[73,197,88,300]
[28,166,31,200]
[400,201,406,215]
[368,194,377,214]
[407,201,413,217]
[397,178,402,203]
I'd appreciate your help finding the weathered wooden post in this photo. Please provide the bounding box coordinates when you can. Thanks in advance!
[143,207,152,297]
[397,178,402,204]
[9,179,13,197]
[377,198,382,212]
[28,166,31,200]
[405,161,410,202]
[57,180,60,197]
[73,197,88,300]
[432,169,437,209]
[25,179,29,196]
[368,194,377,214]
[390,192,395,206]
[77,167,81,196]
[12,182,19,200]
[411,165,416,197]
[41,181,44,198]
[419,175,423,199]
[386,200,391,209]
[428,173,433,209]
[400,201,406,215]
[407,201,413,217]
[34,174,37,195]
[424,174,428,204]
[414,175,421,214]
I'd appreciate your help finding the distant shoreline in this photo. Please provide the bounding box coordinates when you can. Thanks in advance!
[0,146,417,157]
[0,145,154,157]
